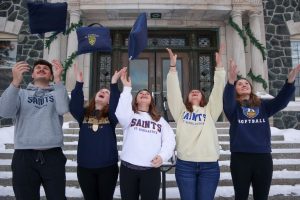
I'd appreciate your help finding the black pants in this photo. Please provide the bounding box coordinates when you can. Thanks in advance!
[77,164,119,200]
[11,148,67,200]
[120,164,161,200]
[230,152,273,200]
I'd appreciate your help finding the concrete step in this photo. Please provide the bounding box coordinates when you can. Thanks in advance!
[6,141,300,151]
[68,122,231,129]
[63,127,232,135]
[0,187,299,200]
[0,160,300,172]
[0,150,299,160]
[0,170,299,187]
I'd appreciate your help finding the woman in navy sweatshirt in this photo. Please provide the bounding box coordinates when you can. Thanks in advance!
[223,60,300,200]
[69,65,125,200]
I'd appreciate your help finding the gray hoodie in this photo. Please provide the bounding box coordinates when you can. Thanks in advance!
[0,82,69,149]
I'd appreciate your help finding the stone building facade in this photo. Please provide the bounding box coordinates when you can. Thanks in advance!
[0,0,45,126]
[0,0,299,128]
[263,0,300,129]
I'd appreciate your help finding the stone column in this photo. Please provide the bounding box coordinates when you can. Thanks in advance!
[231,10,247,77]
[65,10,81,91]
[249,10,265,93]
[44,34,62,62]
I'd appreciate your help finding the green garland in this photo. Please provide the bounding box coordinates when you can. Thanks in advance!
[229,16,247,47]
[247,69,268,89]
[45,20,83,50]
[245,23,266,61]
[62,51,78,82]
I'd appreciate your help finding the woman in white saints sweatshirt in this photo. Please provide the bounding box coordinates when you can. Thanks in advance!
[166,47,226,200]
[115,68,176,200]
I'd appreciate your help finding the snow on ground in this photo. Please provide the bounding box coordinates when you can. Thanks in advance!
[0,126,14,150]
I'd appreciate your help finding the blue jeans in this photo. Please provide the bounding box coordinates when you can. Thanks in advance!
[175,159,220,200]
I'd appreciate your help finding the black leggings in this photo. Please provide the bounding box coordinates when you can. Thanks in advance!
[230,152,273,200]
[77,164,119,200]
[120,164,161,200]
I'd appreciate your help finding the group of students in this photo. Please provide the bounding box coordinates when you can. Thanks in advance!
[0,47,299,200]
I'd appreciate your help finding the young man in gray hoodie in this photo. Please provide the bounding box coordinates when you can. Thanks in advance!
[0,59,69,200]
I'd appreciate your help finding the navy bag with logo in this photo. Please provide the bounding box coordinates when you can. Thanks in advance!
[27,2,67,34]
[76,23,112,55]
[128,13,148,60]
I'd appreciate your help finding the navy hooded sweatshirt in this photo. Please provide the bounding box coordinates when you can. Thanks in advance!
[223,81,295,153]
[70,82,120,168]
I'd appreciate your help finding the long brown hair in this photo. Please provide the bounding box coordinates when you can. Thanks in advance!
[234,78,261,107]
[84,91,109,119]
[184,89,207,112]
[132,89,161,122]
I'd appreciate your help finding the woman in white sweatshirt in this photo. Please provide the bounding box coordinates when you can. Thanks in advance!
[115,68,176,200]
[166,47,225,200]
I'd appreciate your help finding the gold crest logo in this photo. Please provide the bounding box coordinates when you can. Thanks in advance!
[88,34,96,46]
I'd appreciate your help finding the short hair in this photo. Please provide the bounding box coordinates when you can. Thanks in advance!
[33,59,53,75]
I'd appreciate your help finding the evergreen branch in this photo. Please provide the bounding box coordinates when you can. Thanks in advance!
[45,31,60,50]
[245,23,267,60]
[65,20,83,35]
[44,20,83,51]
[62,51,78,82]
[229,16,247,47]
[247,69,268,89]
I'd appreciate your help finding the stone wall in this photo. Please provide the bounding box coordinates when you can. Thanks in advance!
[0,0,45,127]
[263,0,300,128]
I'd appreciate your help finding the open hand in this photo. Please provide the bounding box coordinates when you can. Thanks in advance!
[228,59,238,84]
[52,60,64,83]
[215,44,225,69]
[288,64,300,83]
[73,64,83,83]
[166,48,177,68]
[12,61,30,87]
[112,67,127,84]
[120,68,131,87]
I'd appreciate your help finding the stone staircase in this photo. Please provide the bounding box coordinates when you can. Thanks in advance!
[0,122,300,199]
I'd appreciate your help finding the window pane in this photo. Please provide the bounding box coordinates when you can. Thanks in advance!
[129,59,148,92]
[0,41,17,68]
[162,59,182,96]
[199,55,212,98]
[291,41,300,97]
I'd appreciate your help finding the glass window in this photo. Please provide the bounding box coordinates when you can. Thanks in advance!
[198,37,211,47]
[125,37,186,47]
[291,40,300,98]
[162,59,182,97]
[0,40,17,68]
[98,55,111,88]
[129,59,149,92]
[199,55,212,98]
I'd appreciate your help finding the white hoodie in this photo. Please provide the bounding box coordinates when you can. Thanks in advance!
[115,87,175,167]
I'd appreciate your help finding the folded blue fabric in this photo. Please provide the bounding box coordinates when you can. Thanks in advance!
[27,2,67,34]
[76,24,112,55]
[128,13,148,60]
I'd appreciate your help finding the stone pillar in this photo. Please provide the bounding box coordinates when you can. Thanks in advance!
[249,10,265,93]
[44,34,62,62]
[65,10,81,91]
[231,10,247,77]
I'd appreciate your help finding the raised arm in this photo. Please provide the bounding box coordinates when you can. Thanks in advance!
[115,69,134,128]
[166,48,184,122]
[264,64,300,117]
[0,61,29,118]
[52,60,69,115]
[109,68,126,125]
[69,64,85,123]
[223,59,238,121]
[206,46,226,121]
